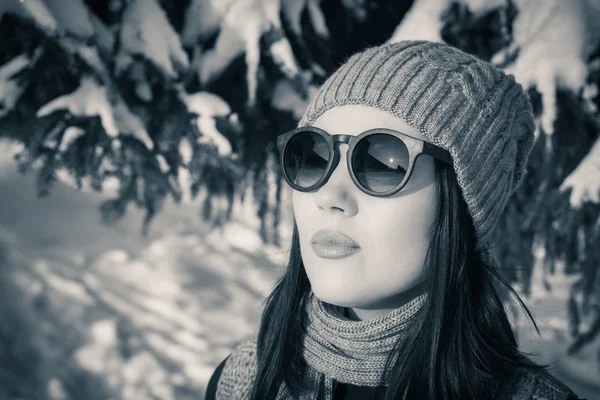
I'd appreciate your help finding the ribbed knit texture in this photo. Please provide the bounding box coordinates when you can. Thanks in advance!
[301,290,426,387]
[297,40,536,250]
[215,291,427,400]
[213,292,578,400]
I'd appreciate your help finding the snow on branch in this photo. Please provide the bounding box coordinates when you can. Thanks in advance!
[112,97,154,151]
[282,0,328,38]
[305,0,329,38]
[459,0,507,16]
[57,127,86,152]
[560,136,600,208]
[36,76,119,136]
[386,0,452,43]
[181,0,238,47]
[0,0,57,35]
[268,32,301,79]
[386,0,508,44]
[43,0,95,38]
[271,78,319,120]
[197,0,286,105]
[35,75,154,150]
[117,0,189,78]
[493,0,600,135]
[89,12,115,55]
[182,91,231,117]
[0,54,30,118]
[181,91,233,156]
[196,116,232,156]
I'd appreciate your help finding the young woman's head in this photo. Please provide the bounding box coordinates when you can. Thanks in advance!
[293,105,437,319]
[251,40,543,400]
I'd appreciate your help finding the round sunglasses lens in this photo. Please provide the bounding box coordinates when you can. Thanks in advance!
[352,134,409,192]
[284,131,330,188]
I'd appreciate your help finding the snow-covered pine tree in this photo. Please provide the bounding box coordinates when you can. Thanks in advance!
[1,0,599,368]
[439,0,600,361]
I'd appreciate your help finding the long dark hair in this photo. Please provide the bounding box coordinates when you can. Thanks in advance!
[249,160,548,400]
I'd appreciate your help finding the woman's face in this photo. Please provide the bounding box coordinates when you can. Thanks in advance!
[293,105,438,320]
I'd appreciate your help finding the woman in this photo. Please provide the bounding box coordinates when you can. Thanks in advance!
[206,41,580,400]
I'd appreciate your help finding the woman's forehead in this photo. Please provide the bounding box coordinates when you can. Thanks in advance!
[310,105,430,143]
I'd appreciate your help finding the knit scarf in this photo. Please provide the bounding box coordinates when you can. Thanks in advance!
[274,290,428,400]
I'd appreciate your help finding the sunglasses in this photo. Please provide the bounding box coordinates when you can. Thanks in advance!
[276,127,453,197]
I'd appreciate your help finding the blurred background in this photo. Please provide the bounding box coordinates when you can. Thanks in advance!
[0,0,599,399]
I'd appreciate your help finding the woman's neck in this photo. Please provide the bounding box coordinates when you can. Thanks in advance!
[344,282,426,321]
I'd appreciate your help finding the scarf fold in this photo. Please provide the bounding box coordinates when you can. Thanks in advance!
[275,290,428,400]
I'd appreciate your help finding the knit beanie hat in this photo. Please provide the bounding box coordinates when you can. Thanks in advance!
[298,40,535,251]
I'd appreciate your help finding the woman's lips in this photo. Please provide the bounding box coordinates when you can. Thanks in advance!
[310,229,360,259]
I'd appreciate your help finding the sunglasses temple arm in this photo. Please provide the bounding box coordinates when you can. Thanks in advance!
[423,142,453,164]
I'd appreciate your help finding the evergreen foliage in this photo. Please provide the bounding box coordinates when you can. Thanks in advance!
[1,0,599,378]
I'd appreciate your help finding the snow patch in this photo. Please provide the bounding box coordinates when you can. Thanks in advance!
[198,0,283,104]
[36,76,119,136]
[58,126,86,151]
[121,352,174,400]
[179,137,193,165]
[44,0,94,38]
[196,115,232,156]
[118,0,189,78]
[0,54,30,118]
[112,98,154,150]
[0,0,57,34]
[387,0,451,43]
[560,137,600,207]
[181,0,238,46]
[493,0,600,135]
[180,91,233,156]
[271,78,319,120]
[181,91,231,117]
[459,0,507,15]
[269,38,301,78]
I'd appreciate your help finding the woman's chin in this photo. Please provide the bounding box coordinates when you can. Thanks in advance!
[309,279,370,308]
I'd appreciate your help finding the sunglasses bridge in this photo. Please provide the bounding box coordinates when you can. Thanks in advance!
[330,134,354,143]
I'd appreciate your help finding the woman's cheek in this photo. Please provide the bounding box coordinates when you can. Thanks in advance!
[367,192,436,267]
[292,192,316,246]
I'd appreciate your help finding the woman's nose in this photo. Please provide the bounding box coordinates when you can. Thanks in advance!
[314,144,358,216]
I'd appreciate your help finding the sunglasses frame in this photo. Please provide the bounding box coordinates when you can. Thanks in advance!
[276,126,453,197]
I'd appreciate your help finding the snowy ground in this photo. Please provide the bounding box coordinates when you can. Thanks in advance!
[0,140,291,399]
[513,294,600,399]
[0,139,598,399]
